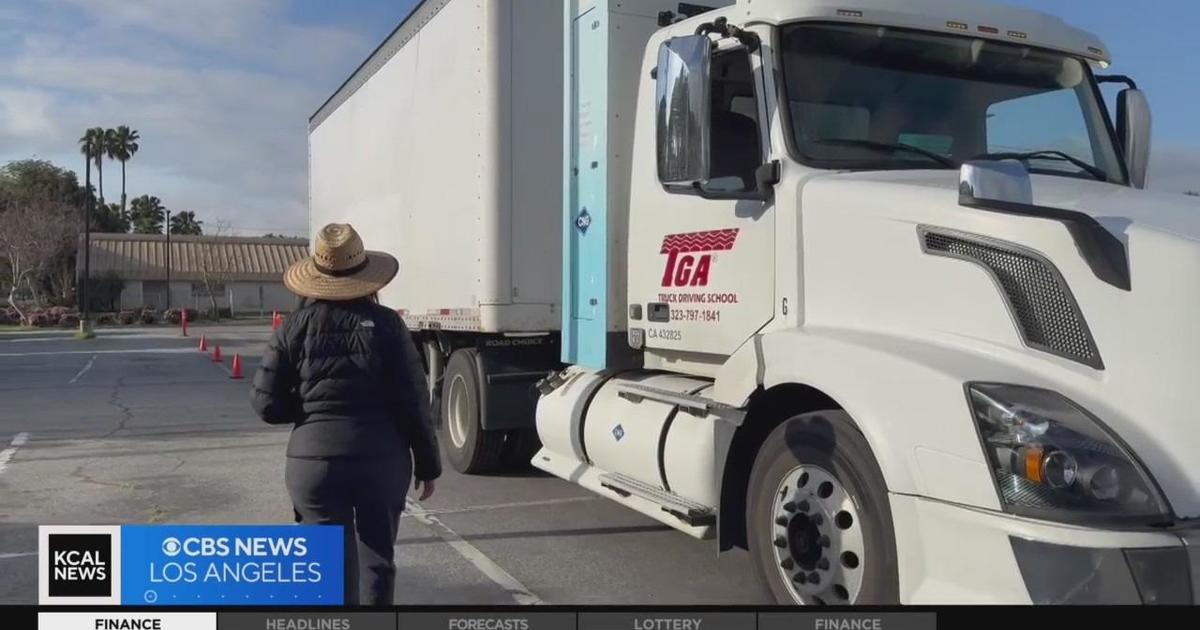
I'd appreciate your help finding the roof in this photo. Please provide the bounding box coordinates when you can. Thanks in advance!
[80,233,309,283]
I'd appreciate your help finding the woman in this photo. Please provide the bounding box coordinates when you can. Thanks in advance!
[251,223,441,606]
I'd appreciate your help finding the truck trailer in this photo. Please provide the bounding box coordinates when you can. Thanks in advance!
[309,0,1199,605]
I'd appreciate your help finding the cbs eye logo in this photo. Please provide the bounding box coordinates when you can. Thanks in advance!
[161,537,182,557]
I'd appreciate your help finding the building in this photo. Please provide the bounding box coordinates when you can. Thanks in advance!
[80,233,309,314]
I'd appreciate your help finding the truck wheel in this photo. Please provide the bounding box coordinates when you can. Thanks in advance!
[747,410,899,605]
[441,349,505,474]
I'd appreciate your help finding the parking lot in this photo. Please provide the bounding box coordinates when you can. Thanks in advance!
[0,324,767,605]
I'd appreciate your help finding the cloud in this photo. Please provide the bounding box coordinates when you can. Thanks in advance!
[0,0,372,236]
[0,88,59,142]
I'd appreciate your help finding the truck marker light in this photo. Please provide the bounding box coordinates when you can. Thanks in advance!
[1021,445,1046,484]
[1088,46,1105,56]
[946,21,968,31]
[978,25,1000,34]
[836,9,863,18]
[1008,30,1028,39]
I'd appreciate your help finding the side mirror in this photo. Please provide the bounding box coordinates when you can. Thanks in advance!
[959,160,1033,206]
[656,35,712,185]
[1116,88,1152,189]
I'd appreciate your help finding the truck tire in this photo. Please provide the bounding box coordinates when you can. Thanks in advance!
[441,349,506,474]
[747,410,899,605]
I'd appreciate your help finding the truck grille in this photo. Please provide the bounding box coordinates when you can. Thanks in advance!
[920,227,1103,369]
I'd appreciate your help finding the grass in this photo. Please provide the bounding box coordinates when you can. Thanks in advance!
[73,329,96,340]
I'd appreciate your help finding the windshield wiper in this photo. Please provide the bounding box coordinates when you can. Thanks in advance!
[813,138,960,169]
[973,150,1108,182]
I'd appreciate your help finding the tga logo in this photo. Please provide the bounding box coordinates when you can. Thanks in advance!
[48,533,112,597]
[659,228,739,288]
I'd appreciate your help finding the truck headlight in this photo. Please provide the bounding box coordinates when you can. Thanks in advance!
[967,383,1172,525]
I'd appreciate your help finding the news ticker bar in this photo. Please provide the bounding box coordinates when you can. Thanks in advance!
[36,611,937,630]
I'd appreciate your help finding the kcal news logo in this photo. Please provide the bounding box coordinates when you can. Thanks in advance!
[39,525,123,605]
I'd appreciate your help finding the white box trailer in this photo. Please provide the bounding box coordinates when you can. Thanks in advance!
[309,0,564,333]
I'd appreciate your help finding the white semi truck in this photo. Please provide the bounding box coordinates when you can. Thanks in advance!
[309,0,1199,605]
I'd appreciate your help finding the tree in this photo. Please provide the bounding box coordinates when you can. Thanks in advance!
[79,127,108,204]
[107,126,140,219]
[0,200,77,324]
[0,160,85,303]
[198,220,233,319]
[169,211,203,235]
[129,195,166,234]
[96,202,131,234]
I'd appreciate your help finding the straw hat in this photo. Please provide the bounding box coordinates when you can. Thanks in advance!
[284,223,398,300]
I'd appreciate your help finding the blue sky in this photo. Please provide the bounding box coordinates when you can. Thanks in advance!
[0,0,1195,236]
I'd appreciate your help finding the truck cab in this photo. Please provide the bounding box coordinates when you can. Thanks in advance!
[536,0,1200,605]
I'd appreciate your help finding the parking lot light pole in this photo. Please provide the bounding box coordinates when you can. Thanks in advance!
[165,210,171,311]
[80,146,93,336]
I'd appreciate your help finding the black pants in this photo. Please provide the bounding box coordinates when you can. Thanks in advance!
[285,454,411,605]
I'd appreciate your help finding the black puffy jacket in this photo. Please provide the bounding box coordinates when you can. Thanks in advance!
[250,299,441,481]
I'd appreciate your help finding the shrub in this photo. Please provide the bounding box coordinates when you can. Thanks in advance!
[59,314,81,328]
[163,308,198,325]
[96,313,117,326]
[86,272,125,313]
[117,310,137,325]
[0,309,17,326]
[28,312,51,327]
[140,309,158,325]
[47,306,69,320]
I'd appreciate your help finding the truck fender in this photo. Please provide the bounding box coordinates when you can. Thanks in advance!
[714,327,1009,550]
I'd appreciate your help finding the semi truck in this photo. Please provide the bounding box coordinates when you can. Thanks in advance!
[309,0,1199,605]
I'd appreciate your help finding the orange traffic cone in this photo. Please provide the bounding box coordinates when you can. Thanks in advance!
[229,354,244,380]
[212,345,222,363]
[198,336,208,352]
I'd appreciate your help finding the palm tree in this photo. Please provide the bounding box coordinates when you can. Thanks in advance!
[82,126,109,204]
[169,211,203,235]
[129,195,167,234]
[78,129,104,176]
[107,126,140,218]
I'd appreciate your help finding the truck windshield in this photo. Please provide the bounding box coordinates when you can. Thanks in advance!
[779,23,1126,184]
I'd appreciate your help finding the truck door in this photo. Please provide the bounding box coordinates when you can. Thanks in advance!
[629,41,775,357]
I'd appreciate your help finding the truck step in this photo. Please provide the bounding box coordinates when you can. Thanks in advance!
[615,382,744,425]
[599,472,715,527]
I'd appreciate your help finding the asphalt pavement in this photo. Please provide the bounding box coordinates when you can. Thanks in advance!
[0,324,767,605]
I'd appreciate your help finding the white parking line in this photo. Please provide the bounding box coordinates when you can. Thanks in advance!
[404,498,544,605]
[404,496,600,518]
[0,432,31,475]
[69,354,98,384]
[0,348,197,358]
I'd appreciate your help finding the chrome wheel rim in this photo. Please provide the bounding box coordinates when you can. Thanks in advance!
[770,465,865,605]
[447,374,469,449]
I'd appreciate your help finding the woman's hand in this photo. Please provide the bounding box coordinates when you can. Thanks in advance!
[414,478,436,501]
